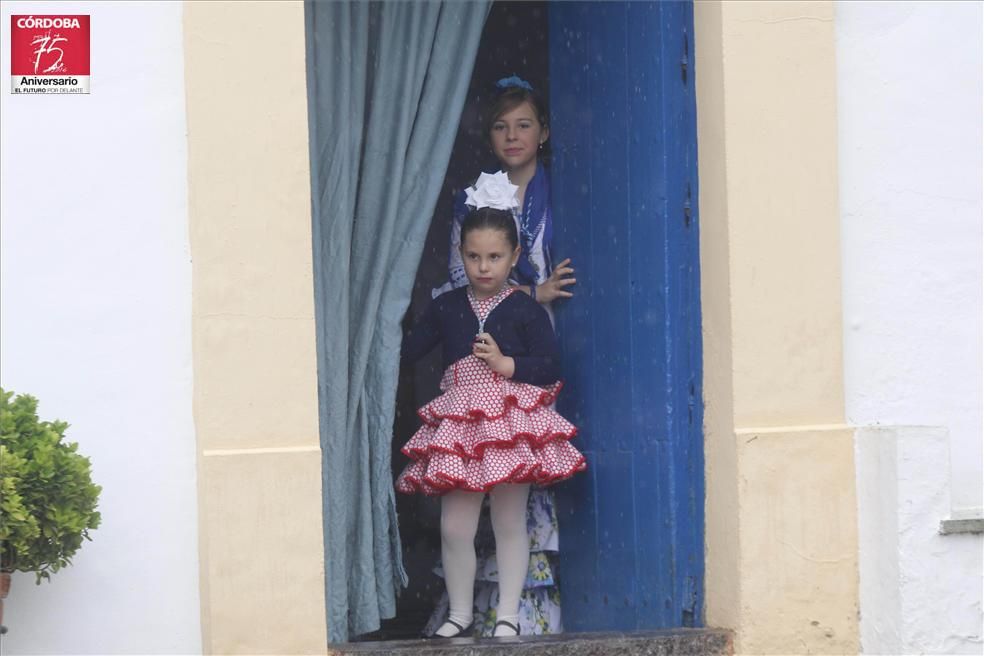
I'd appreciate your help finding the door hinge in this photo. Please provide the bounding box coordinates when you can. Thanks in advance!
[684,181,693,227]
[680,32,689,85]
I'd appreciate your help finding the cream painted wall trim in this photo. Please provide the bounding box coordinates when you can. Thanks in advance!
[202,445,322,457]
[736,424,851,436]
[695,2,859,653]
[184,2,327,653]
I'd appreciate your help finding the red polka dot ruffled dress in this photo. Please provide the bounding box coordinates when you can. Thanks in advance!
[396,287,586,496]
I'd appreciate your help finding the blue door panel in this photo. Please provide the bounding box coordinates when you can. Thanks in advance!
[555,455,600,621]
[593,451,638,630]
[549,0,703,632]
[630,445,672,628]
[656,1,704,627]
[625,1,670,453]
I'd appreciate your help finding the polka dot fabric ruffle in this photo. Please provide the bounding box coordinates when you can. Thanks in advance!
[396,356,586,496]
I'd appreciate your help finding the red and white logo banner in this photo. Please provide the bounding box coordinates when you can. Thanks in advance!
[10,15,90,94]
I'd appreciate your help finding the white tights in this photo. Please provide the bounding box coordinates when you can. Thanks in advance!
[434,484,531,637]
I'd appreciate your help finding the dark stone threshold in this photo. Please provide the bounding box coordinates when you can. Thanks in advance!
[328,628,732,655]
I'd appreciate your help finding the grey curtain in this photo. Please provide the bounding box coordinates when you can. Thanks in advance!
[304,0,489,642]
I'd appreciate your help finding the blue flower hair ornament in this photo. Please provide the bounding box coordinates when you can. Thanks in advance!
[496,75,533,92]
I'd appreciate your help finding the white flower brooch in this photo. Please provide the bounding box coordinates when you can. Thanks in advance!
[464,171,519,212]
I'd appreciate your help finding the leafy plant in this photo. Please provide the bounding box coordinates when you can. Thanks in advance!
[0,389,101,583]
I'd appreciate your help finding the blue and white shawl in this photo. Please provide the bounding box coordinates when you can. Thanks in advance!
[434,161,554,297]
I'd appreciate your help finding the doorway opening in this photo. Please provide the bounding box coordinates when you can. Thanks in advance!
[358,0,703,642]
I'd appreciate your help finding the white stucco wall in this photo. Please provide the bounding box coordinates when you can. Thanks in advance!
[837,1,983,654]
[0,2,201,654]
[837,0,983,516]
[855,426,983,654]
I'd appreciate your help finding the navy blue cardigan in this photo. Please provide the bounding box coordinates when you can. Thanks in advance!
[401,287,560,385]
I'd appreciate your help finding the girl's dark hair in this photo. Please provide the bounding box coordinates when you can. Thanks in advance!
[484,86,549,139]
[460,207,519,251]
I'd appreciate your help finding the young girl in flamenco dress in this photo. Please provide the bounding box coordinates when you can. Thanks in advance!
[396,172,586,638]
[426,77,576,637]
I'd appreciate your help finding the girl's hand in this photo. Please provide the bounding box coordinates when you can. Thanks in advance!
[535,258,576,304]
[473,332,515,378]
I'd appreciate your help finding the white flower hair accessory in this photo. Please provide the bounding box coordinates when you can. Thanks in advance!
[464,171,519,212]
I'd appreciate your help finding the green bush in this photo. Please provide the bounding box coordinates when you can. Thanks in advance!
[0,389,101,583]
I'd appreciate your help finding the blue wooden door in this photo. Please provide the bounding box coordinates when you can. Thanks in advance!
[548,1,704,631]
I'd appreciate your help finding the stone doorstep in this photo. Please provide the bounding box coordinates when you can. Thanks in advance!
[328,628,733,655]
